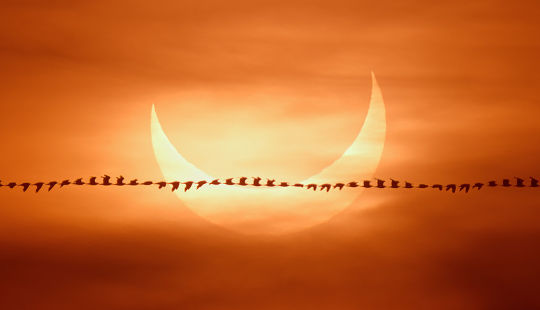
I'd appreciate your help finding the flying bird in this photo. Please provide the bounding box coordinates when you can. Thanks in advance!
[472,182,484,190]
[252,177,262,186]
[142,181,153,185]
[446,184,456,193]
[362,180,372,188]
[102,175,112,185]
[404,182,413,188]
[129,179,139,185]
[74,178,85,185]
[183,181,194,191]
[347,182,359,188]
[34,182,44,193]
[459,184,470,193]
[19,182,31,192]
[238,177,248,186]
[502,179,511,187]
[334,183,345,190]
[60,180,70,187]
[170,181,181,192]
[88,177,99,185]
[515,177,525,187]
[47,181,57,191]
[376,179,385,188]
[390,179,399,188]
[225,178,235,185]
[279,182,289,187]
[432,184,443,191]
[531,177,538,187]
[8,182,17,189]
[293,183,304,188]
[320,184,332,192]
[266,179,276,187]
[210,179,221,185]
[306,184,317,191]
[116,176,125,186]
[196,180,207,189]
[417,184,428,188]
[488,181,497,187]
[155,181,167,189]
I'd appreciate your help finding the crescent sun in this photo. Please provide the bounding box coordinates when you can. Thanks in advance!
[151,72,386,234]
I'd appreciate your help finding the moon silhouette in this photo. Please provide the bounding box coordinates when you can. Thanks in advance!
[151,72,386,234]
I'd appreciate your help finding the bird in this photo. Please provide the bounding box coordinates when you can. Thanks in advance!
[306,184,317,191]
[293,183,304,188]
[74,178,85,185]
[170,181,181,192]
[432,184,443,191]
[404,182,413,188]
[34,182,44,193]
[238,177,248,186]
[417,184,428,188]
[225,178,235,185]
[142,181,153,185]
[183,181,194,191]
[472,182,484,190]
[88,177,99,185]
[515,177,525,187]
[334,183,345,190]
[320,184,331,192]
[376,179,385,188]
[252,177,262,186]
[210,179,221,185]
[19,183,31,192]
[446,184,456,193]
[531,177,538,187]
[102,175,112,185]
[116,176,125,186]
[390,179,399,188]
[502,179,511,187]
[60,180,70,187]
[347,182,359,188]
[279,182,289,187]
[362,180,372,188]
[196,181,207,189]
[155,181,167,189]
[129,179,139,185]
[7,182,17,189]
[488,181,497,187]
[47,181,57,191]
[266,179,276,187]
[459,184,470,193]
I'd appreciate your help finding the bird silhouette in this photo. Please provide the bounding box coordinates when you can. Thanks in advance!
[252,177,262,186]
[142,181,153,185]
[432,184,443,191]
[390,179,399,188]
[362,180,372,188]
[472,183,484,190]
[196,180,207,189]
[19,182,31,192]
[306,184,317,191]
[279,182,289,187]
[488,181,497,187]
[183,181,194,191]
[88,177,98,185]
[8,182,17,189]
[446,184,456,193]
[102,175,112,185]
[531,177,538,187]
[238,177,248,186]
[404,182,413,188]
[417,184,428,188]
[515,177,525,187]
[129,179,139,185]
[210,179,221,185]
[320,184,331,192]
[34,182,44,193]
[47,181,57,191]
[266,179,276,187]
[116,176,125,186]
[74,178,85,185]
[170,181,181,192]
[155,181,167,189]
[459,184,470,193]
[334,183,345,190]
[347,182,359,188]
[293,183,304,188]
[502,179,511,187]
[60,180,70,187]
[376,179,385,188]
[225,178,235,185]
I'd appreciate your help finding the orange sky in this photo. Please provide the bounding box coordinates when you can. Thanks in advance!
[1,0,539,308]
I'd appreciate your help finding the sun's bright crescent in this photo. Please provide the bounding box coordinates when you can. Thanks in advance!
[151,72,386,234]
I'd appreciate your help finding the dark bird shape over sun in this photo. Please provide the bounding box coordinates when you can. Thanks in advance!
[34,182,44,193]
[196,180,207,189]
[102,175,112,185]
[183,181,193,191]
[334,183,345,190]
[142,181,153,185]
[446,184,456,193]
[60,180,70,187]
[252,177,262,186]
[129,179,139,185]
[74,178,85,185]
[432,184,443,191]
[155,181,167,189]
[116,176,125,186]
[225,178,235,185]
[459,184,470,193]
[279,182,289,187]
[8,182,17,189]
[210,179,221,185]
[19,182,31,192]
[320,184,331,192]
[306,184,317,191]
[88,177,99,185]
[266,179,276,187]
[515,177,525,187]
[531,177,538,187]
[238,177,248,186]
[362,180,372,188]
[170,181,181,192]
[47,181,57,191]
[472,182,484,190]
[376,179,385,188]
[502,179,511,187]
[390,179,399,188]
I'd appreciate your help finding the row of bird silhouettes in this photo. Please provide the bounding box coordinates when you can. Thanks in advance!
[0,176,538,193]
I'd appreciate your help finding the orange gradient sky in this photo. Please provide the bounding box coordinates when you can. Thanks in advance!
[1,0,539,309]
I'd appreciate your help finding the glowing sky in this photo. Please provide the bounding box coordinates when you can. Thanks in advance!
[0,0,539,308]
